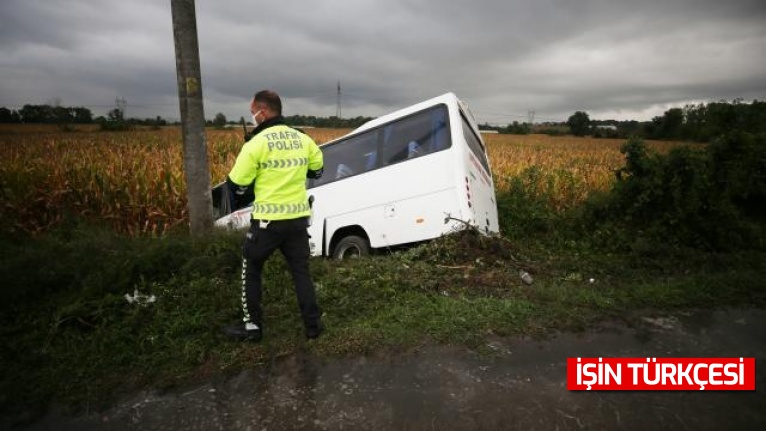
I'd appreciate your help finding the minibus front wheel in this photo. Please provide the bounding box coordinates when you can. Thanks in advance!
[332,235,370,260]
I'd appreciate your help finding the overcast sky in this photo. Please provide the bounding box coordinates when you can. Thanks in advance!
[1,0,764,124]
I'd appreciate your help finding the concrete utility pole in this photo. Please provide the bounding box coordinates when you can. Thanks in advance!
[171,0,213,235]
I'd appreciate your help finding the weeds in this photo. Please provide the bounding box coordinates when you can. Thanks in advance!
[1,221,764,422]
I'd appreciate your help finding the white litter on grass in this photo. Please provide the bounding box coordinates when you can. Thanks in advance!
[125,289,157,306]
[519,270,534,285]
[641,316,679,331]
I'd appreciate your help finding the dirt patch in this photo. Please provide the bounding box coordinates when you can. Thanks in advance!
[410,229,540,298]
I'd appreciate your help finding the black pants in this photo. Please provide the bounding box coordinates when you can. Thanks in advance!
[241,217,321,328]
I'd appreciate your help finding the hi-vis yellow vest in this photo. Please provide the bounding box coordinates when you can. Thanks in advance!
[228,125,323,220]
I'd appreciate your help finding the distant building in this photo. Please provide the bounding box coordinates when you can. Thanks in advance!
[595,125,617,131]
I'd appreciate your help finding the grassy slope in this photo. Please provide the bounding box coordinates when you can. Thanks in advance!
[1,222,764,421]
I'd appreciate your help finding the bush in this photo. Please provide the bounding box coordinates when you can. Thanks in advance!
[98,121,134,131]
[495,166,572,238]
[502,121,531,135]
[584,133,766,250]
[592,127,623,139]
[538,128,565,136]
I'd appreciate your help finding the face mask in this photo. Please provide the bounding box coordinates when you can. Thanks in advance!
[251,110,262,127]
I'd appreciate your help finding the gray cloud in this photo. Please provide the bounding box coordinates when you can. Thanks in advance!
[1,0,764,123]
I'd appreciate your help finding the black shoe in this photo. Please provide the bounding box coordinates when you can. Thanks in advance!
[223,322,262,342]
[305,320,324,340]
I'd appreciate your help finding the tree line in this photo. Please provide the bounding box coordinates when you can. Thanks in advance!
[0,104,170,129]
[213,113,374,129]
[0,104,374,130]
[645,100,766,141]
[4,99,763,141]
[485,99,765,142]
[1,105,94,124]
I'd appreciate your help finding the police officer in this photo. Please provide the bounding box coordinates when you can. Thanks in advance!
[223,90,324,342]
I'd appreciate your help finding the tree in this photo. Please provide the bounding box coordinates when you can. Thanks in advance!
[107,107,124,122]
[213,112,227,128]
[72,107,93,123]
[19,104,53,123]
[650,108,684,140]
[153,115,167,126]
[99,99,133,131]
[52,106,72,126]
[0,107,20,123]
[567,111,591,136]
[504,121,530,135]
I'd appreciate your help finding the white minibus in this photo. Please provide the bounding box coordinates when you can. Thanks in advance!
[213,92,499,258]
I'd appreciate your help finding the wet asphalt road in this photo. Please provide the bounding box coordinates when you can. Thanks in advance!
[10,307,766,430]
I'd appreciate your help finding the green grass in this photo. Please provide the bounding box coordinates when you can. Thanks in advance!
[1,220,764,423]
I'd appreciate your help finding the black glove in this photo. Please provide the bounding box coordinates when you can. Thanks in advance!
[225,176,255,210]
[307,167,324,179]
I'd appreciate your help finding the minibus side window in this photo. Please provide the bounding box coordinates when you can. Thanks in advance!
[309,104,453,189]
[381,106,451,167]
[310,129,378,187]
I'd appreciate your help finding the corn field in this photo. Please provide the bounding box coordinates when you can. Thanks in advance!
[0,125,684,235]
[484,134,685,212]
